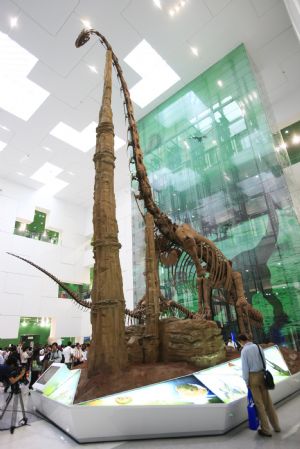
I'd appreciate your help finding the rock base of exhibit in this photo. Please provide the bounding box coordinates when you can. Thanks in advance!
[159,318,226,368]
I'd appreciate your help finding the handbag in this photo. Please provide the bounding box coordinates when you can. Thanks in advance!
[247,388,259,430]
[256,344,275,390]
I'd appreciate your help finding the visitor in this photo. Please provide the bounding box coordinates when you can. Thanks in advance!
[20,345,31,369]
[81,344,88,362]
[72,343,83,366]
[63,341,73,369]
[29,347,43,389]
[237,334,281,437]
[49,342,62,364]
[226,337,237,349]
[0,357,26,392]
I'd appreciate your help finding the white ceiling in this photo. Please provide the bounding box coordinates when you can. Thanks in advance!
[0,0,300,207]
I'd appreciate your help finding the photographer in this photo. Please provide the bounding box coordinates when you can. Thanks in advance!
[0,357,26,391]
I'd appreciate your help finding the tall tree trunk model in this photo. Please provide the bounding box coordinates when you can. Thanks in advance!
[88,49,128,377]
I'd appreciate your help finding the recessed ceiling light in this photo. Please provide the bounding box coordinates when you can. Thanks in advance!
[153,0,162,9]
[284,130,289,134]
[212,140,217,145]
[67,171,75,176]
[0,31,49,121]
[190,46,198,56]
[10,17,18,28]
[43,146,52,152]
[30,162,63,184]
[0,140,7,151]
[124,40,180,108]
[0,124,10,131]
[81,19,92,29]
[37,178,68,196]
[88,65,98,74]
[17,172,25,176]
[292,134,300,145]
[217,80,223,87]
[50,121,96,152]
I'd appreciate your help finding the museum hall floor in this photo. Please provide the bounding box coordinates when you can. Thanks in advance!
[0,388,299,449]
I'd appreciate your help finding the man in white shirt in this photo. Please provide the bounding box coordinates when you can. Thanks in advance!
[63,342,73,369]
[238,334,280,437]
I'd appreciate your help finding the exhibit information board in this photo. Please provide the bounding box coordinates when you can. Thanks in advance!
[79,345,290,407]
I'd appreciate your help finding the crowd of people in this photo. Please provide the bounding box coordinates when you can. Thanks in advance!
[0,341,89,391]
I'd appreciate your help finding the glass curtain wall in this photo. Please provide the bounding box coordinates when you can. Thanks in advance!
[132,44,300,349]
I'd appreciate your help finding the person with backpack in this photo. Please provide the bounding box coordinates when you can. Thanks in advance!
[49,342,62,364]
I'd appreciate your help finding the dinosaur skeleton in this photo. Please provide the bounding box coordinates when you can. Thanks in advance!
[75,28,262,337]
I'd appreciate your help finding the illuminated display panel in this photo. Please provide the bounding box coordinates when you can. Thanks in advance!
[79,346,290,407]
[46,370,81,405]
[36,365,60,386]
[79,374,222,407]
[196,346,290,403]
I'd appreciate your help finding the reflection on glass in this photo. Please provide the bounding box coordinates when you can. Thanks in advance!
[132,44,300,349]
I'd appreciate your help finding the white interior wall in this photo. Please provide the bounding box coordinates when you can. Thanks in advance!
[0,144,134,342]
[0,178,91,340]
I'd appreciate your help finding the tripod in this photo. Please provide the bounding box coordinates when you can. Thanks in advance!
[0,383,28,434]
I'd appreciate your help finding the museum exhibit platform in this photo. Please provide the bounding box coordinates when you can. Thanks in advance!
[30,346,300,443]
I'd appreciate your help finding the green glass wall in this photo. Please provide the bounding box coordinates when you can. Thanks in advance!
[132,44,300,349]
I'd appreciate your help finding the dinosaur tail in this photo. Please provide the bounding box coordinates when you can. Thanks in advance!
[7,252,91,310]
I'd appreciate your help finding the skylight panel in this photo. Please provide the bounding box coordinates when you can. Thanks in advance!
[114,136,126,150]
[37,178,69,196]
[51,120,126,153]
[30,162,63,184]
[124,40,180,108]
[0,31,49,121]
[0,140,7,151]
[50,121,97,152]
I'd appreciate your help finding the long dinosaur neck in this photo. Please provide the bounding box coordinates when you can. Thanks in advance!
[75,30,177,241]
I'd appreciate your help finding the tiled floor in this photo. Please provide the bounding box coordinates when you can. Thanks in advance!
[0,387,299,449]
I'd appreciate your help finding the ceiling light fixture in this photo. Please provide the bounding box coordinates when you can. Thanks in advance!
[0,31,49,121]
[43,146,52,152]
[217,80,223,87]
[190,46,198,56]
[0,140,7,151]
[17,172,25,176]
[124,39,180,108]
[81,19,92,29]
[169,9,175,16]
[153,0,162,9]
[292,134,300,145]
[88,65,98,74]
[10,17,18,28]
[0,124,10,131]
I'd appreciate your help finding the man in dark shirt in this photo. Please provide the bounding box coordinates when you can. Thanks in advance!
[0,357,26,391]
[238,334,281,437]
